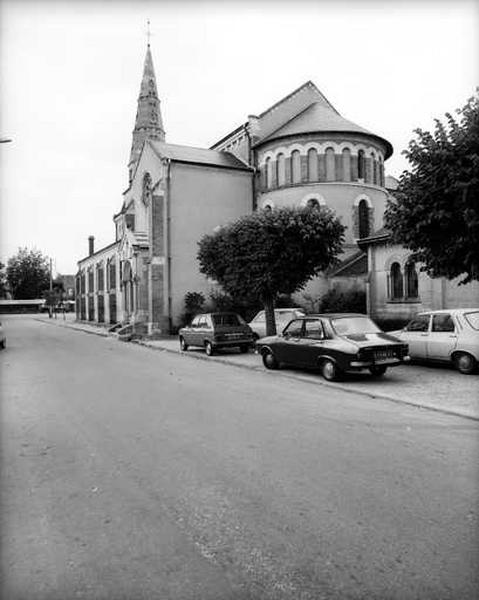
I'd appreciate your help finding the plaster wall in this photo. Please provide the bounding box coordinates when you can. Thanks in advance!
[169,163,253,324]
[369,243,479,322]
[259,182,388,246]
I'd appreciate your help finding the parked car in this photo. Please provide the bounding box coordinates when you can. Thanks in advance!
[0,321,6,349]
[248,308,305,340]
[391,309,479,374]
[256,313,409,381]
[179,312,255,356]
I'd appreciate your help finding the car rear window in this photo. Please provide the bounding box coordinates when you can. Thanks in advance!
[331,317,381,335]
[212,314,244,326]
[464,311,479,330]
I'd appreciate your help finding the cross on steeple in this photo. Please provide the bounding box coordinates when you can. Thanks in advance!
[146,20,152,47]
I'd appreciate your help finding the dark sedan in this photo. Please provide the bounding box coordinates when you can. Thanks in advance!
[257,313,410,381]
[179,312,255,356]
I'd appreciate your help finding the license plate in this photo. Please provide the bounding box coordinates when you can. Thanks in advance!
[374,349,395,360]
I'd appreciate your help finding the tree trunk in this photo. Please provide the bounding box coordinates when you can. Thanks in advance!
[263,294,277,337]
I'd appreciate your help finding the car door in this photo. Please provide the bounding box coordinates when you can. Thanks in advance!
[274,319,305,364]
[427,313,458,361]
[196,314,211,345]
[183,316,198,345]
[401,314,431,358]
[297,319,327,367]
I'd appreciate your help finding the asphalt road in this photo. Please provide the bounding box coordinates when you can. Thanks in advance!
[1,316,478,600]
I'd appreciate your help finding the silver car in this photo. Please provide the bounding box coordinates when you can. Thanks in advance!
[392,309,479,374]
[248,308,305,340]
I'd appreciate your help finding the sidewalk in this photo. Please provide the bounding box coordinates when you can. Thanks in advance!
[38,314,479,421]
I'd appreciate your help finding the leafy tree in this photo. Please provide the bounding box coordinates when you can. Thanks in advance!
[6,248,50,299]
[385,91,479,284]
[0,262,8,298]
[198,206,345,335]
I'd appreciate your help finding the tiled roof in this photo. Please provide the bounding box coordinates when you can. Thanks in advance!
[259,102,393,158]
[329,250,368,277]
[356,227,391,248]
[150,141,252,171]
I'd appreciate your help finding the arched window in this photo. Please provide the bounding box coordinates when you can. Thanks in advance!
[291,150,301,184]
[306,198,320,210]
[372,158,378,185]
[142,172,152,205]
[358,150,365,180]
[263,204,272,213]
[325,147,335,181]
[379,158,384,187]
[307,148,318,182]
[405,261,419,299]
[276,153,286,186]
[342,148,351,182]
[390,263,403,300]
[358,199,370,238]
[265,157,272,188]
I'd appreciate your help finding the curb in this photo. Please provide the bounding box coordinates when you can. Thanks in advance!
[36,317,479,423]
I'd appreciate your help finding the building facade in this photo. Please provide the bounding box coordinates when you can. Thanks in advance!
[80,43,443,331]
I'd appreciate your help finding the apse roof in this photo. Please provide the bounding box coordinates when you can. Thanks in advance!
[258,101,393,158]
[150,141,252,171]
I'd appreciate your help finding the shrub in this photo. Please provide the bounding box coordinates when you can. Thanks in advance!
[318,288,366,314]
[180,291,206,327]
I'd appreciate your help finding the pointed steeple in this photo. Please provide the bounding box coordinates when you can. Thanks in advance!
[128,43,165,182]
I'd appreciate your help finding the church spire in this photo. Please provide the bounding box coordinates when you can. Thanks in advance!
[128,40,165,182]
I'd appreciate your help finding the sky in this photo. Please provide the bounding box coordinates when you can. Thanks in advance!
[1,0,478,275]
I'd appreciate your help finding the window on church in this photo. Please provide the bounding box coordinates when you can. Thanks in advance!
[342,148,351,182]
[307,148,318,181]
[125,214,135,231]
[358,150,365,180]
[265,157,272,189]
[389,262,403,300]
[379,157,385,187]
[97,264,104,292]
[108,260,116,290]
[306,198,320,210]
[291,150,301,184]
[405,261,419,299]
[88,268,94,293]
[325,147,335,181]
[358,199,370,238]
[276,153,286,186]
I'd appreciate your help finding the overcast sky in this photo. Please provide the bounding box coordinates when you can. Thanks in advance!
[1,0,477,275]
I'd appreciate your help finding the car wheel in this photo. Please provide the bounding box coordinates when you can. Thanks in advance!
[239,344,249,353]
[369,365,387,377]
[454,352,477,375]
[321,358,340,382]
[262,349,279,370]
[0,339,5,349]
[205,341,214,356]
[179,337,188,351]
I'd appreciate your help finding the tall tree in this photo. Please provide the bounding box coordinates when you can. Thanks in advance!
[0,262,8,298]
[384,91,479,284]
[6,248,51,299]
[198,206,345,335]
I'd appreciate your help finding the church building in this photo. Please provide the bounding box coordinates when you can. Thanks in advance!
[76,42,476,332]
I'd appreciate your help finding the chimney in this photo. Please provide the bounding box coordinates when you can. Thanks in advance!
[88,236,95,256]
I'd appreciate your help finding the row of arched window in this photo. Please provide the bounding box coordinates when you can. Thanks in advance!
[261,197,372,239]
[388,261,419,301]
[262,147,385,190]
[77,259,118,297]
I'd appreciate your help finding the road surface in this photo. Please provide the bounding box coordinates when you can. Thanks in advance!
[1,316,478,599]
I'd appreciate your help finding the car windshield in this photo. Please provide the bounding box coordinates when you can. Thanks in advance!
[331,316,381,335]
[464,311,479,330]
[212,314,244,326]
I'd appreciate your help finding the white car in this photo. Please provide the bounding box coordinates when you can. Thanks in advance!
[392,309,479,374]
[248,308,305,340]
